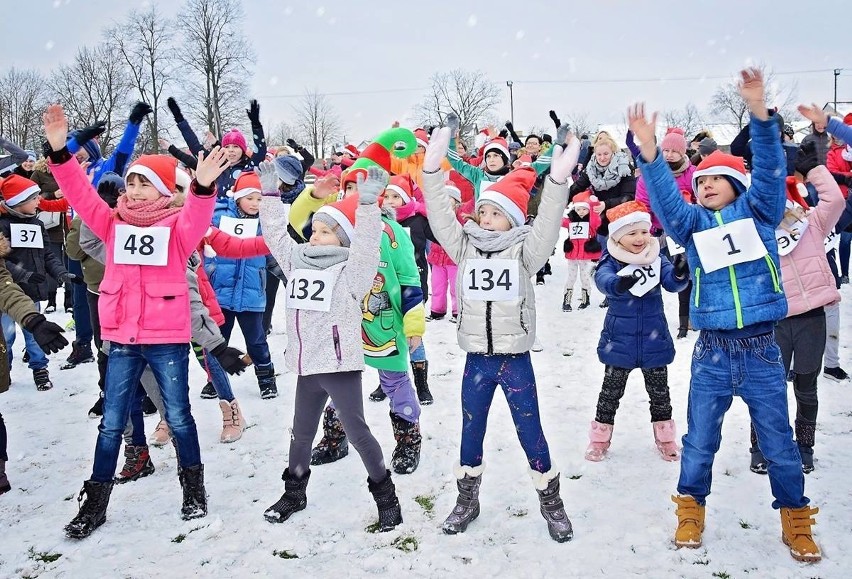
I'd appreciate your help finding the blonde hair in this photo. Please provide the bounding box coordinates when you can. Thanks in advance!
[593,135,619,154]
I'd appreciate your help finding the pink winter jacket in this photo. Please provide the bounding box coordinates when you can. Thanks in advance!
[781,166,844,317]
[635,164,696,234]
[50,158,216,345]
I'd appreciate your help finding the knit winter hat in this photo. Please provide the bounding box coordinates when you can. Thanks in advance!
[0,174,40,207]
[24,150,36,162]
[698,137,718,157]
[444,181,462,202]
[692,150,748,195]
[414,128,429,149]
[125,155,178,197]
[785,176,809,210]
[274,155,302,185]
[228,172,262,201]
[571,190,598,211]
[475,167,536,228]
[606,201,652,242]
[660,128,687,156]
[68,131,102,162]
[343,127,417,184]
[221,129,247,153]
[313,193,359,247]
[386,175,415,204]
[482,137,510,164]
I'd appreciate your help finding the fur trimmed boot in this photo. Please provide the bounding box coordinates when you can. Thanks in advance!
[310,406,349,465]
[584,421,613,461]
[219,399,245,443]
[672,494,704,548]
[442,463,483,534]
[368,469,403,532]
[781,505,821,562]
[264,468,310,523]
[64,480,114,539]
[652,420,681,461]
[530,468,573,542]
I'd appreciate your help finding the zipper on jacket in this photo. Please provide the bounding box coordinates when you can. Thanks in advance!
[693,267,701,307]
[763,255,782,293]
[714,212,744,328]
[332,325,342,364]
[296,309,303,374]
[483,251,494,355]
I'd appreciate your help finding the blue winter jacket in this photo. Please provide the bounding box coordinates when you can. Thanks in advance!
[207,201,266,312]
[67,120,141,187]
[639,115,787,331]
[595,249,687,369]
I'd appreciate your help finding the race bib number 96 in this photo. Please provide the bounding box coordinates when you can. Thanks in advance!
[692,218,767,273]
[114,225,170,266]
[463,258,519,301]
[286,269,337,312]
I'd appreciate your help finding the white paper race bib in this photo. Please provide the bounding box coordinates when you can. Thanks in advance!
[113,225,170,266]
[618,257,661,297]
[463,258,519,301]
[692,218,767,273]
[665,235,686,256]
[218,216,258,239]
[568,222,589,240]
[285,269,337,312]
[9,223,43,248]
[824,228,841,254]
[775,218,809,257]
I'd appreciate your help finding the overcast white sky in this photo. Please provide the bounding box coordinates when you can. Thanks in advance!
[3,0,850,142]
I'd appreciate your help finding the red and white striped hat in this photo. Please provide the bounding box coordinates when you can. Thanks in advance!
[0,174,40,207]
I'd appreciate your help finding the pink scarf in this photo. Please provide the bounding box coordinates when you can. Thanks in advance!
[394,199,427,222]
[115,195,182,227]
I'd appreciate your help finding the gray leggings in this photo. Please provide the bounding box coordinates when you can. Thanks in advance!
[290,371,386,481]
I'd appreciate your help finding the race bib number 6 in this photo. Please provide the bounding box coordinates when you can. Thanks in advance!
[218,215,258,239]
[10,223,43,248]
[286,269,337,312]
[463,258,519,301]
[114,225,170,266]
[617,257,661,297]
[692,218,767,273]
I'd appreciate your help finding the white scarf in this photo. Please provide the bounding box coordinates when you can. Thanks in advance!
[606,236,660,265]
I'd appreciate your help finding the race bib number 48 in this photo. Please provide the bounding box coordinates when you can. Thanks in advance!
[10,223,43,248]
[114,225,170,266]
[463,258,519,301]
[617,257,661,297]
[692,218,767,273]
[286,269,337,312]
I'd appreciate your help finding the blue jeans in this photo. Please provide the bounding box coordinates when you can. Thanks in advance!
[2,304,48,371]
[202,347,234,402]
[410,341,426,363]
[839,232,851,277]
[678,331,808,509]
[68,259,93,347]
[92,343,200,482]
[221,310,271,367]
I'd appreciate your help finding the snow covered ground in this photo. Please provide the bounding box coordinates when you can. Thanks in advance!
[2,239,851,578]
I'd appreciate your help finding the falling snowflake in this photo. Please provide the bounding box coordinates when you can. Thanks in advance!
[284,6,293,15]
[316,6,325,17]
[269,76,279,86]
[45,41,55,51]
[467,14,477,27]
[516,30,525,40]
[650,330,659,340]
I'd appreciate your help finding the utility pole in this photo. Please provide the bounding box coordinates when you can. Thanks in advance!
[506,81,514,126]
[834,69,842,110]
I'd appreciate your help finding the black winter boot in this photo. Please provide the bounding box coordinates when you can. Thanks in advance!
[412,361,433,405]
[115,445,155,484]
[390,412,421,475]
[256,364,278,399]
[264,468,310,523]
[677,316,689,339]
[60,341,95,370]
[32,368,52,391]
[178,464,208,520]
[200,382,217,399]
[368,469,402,532]
[577,289,591,310]
[64,480,114,539]
[795,419,816,474]
[310,406,349,465]
[369,385,387,402]
[0,459,10,495]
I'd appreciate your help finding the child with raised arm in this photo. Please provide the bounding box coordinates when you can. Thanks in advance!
[629,69,821,562]
[421,121,579,543]
[43,104,231,539]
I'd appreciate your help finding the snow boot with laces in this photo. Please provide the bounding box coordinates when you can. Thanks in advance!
[577,289,591,310]
[530,469,573,542]
[64,480,114,539]
[178,464,207,520]
[114,445,155,484]
[442,463,483,534]
[412,360,433,405]
[390,412,421,474]
[263,468,309,523]
[310,406,349,465]
[367,469,402,532]
[562,289,573,312]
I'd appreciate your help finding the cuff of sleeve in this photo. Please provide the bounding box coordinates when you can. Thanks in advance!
[402,305,426,337]
[48,147,72,164]
[192,181,216,197]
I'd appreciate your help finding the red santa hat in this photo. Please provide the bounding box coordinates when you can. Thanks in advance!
[692,150,749,194]
[0,174,40,207]
[785,176,809,211]
[386,175,415,204]
[228,172,262,201]
[344,144,361,158]
[606,200,652,242]
[125,155,178,197]
[482,137,510,163]
[571,190,598,211]
[475,167,536,228]
[313,193,359,247]
[414,128,429,149]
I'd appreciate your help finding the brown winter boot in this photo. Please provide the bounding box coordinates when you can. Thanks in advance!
[780,505,821,562]
[672,494,704,548]
[219,399,245,443]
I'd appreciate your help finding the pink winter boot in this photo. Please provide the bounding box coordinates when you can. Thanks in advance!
[219,399,245,443]
[585,421,613,462]
[653,420,681,461]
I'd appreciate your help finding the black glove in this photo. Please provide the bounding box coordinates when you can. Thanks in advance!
[247,99,261,127]
[672,253,689,279]
[211,343,249,376]
[41,139,54,157]
[794,140,819,177]
[549,110,561,129]
[167,97,185,123]
[616,274,640,293]
[62,272,85,285]
[23,313,68,354]
[74,121,107,145]
[129,101,153,125]
[26,272,46,284]
[97,178,121,208]
[498,128,509,139]
[286,138,300,151]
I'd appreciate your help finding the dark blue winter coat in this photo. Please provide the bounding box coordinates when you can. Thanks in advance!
[206,200,266,312]
[595,249,687,369]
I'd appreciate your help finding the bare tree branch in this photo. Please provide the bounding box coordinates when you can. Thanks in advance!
[663,103,705,138]
[0,68,49,151]
[292,89,342,160]
[413,70,501,138]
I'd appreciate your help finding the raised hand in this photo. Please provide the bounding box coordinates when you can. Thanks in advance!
[129,101,153,125]
[73,121,107,146]
[203,131,217,149]
[424,126,451,173]
[798,103,829,127]
[549,110,561,129]
[737,67,765,105]
[255,160,279,195]
[195,146,230,188]
[246,99,261,126]
[626,103,658,162]
[158,137,171,151]
[549,129,580,183]
[167,97,185,123]
[286,138,300,151]
[446,113,460,137]
[313,174,340,199]
[43,104,70,152]
[356,166,389,205]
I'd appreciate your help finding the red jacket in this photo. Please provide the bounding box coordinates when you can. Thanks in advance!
[826,143,852,198]
[561,210,602,261]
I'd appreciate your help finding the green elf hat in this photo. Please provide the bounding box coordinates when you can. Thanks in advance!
[343,127,417,183]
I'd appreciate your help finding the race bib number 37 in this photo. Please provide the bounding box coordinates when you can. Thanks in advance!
[10,223,43,248]
[114,225,170,266]
[463,258,519,301]
[286,269,337,312]
[692,218,767,273]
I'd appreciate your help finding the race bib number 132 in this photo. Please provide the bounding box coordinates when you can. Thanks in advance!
[286,269,337,312]
[463,258,519,301]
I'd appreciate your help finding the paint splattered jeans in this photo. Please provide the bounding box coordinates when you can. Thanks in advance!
[459,352,552,473]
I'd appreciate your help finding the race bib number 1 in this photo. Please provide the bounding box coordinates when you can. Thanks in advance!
[9,223,43,248]
[617,257,661,297]
[569,222,589,240]
[463,258,519,301]
[286,269,337,312]
[218,215,258,239]
[692,218,767,273]
[114,225,170,266]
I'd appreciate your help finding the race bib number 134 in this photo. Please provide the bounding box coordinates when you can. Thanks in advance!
[463,258,519,301]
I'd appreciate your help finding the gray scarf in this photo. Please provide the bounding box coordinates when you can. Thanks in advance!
[587,150,631,192]
[463,221,531,253]
[290,244,350,271]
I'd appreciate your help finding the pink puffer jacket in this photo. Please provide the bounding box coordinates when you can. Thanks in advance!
[781,166,844,317]
[635,164,696,234]
[51,157,216,345]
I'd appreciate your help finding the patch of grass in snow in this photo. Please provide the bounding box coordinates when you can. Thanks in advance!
[414,495,435,515]
[693,558,710,565]
[568,474,582,480]
[172,534,187,544]
[738,519,752,529]
[272,549,299,559]
[712,572,731,579]
[723,469,733,476]
[63,494,73,501]
[392,535,419,553]
[28,547,62,563]
[366,521,382,533]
